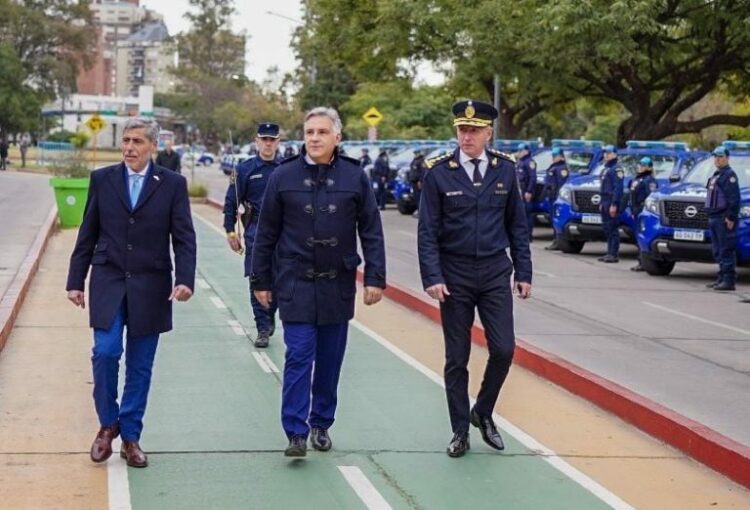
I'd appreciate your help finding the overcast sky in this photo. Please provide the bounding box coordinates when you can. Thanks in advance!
[141,0,303,82]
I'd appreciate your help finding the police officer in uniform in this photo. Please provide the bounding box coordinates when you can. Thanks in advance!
[251,107,386,457]
[542,147,570,251]
[359,148,372,169]
[515,142,537,242]
[372,149,390,210]
[408,149,426,216]
[598,145,624,263]
[418,100,532,458]
[223,123,282,347]
[629,157,658,272]
[705,145,741,291]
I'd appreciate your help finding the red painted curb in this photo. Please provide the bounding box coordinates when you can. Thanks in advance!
[359,270,750,489]
[0,206,59,354]
[206,197,222,210]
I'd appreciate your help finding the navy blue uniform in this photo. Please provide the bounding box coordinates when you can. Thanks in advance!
[705,165,741,286]
[371,153,390,209]
[542,160,569,201]
[630,172,657,218]
[600,159,625,257]
[409,154,426,210]
[251,148,386,438]
[516,154,537,240]
[418,148,532,434]
[223,155,281,334]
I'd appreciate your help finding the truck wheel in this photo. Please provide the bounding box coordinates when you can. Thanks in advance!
[641,254,675,276]
[397,200,416,215]
[558,238,584,254]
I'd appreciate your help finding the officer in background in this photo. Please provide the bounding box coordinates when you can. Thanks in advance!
[629,157,658,272]
[155,140,181,173]
[418,100,532,458]
[598,145,624,263]
[515,142,537,242]
[408,149,426,216]
[372,149,390,210]
[251,107,386,457]
[359,148,372,170]
[223,123,282,347]
[542,147,570,251]
[705,145,740,291]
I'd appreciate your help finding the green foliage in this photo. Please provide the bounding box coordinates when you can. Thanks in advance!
[45,130,77,143]
[188,182,209,198]
[69,131,90,150]
[0,43,44,136]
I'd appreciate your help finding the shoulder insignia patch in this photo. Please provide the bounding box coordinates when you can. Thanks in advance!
[649,182,658,191]
[448,160,459,169]
[424,152,453,170]
[487,148,516,163]
[730,176,737,183]
[616,169,624,178]
[529,161,537,170]
[561,169,569,177]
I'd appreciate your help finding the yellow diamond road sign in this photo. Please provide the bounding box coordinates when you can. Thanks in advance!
[363,107,383,127]
[86,114,106,133]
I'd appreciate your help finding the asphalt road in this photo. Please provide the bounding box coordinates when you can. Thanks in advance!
[195,161,750,447]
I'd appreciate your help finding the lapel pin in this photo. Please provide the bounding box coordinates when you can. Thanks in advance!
[153,175,160,181]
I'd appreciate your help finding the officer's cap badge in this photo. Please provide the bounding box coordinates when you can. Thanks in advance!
[465,105,476,119]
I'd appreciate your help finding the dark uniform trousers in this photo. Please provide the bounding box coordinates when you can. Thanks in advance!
[601,201,620,257]
[245,222,278,332]
[439,253,515,433]
[709,216,738,285]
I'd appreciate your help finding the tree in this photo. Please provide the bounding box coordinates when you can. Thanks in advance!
[529,0,750,144]
[0,43,43,138]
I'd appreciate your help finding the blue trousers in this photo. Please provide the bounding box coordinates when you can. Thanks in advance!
[709,216,737,285]
[601,205,620,256]
[281,322,349,438]
[92,300,159,441]
[375,179,387,209]
[245,223,277,332]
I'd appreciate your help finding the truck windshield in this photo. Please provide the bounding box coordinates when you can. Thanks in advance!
[535,150,593,173]
[589,154,677,179]
[683,155,750,187]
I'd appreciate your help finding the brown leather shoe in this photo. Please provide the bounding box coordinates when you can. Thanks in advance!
[90,424,120,463]
[120,440,148,468]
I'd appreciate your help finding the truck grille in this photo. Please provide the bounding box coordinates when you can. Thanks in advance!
[662,200,708,229]
[572,190,601,213]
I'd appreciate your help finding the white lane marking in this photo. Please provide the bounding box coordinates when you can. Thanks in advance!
[643,301,750,336]
[338,465,393,510]
[535,270,556,278]
[193,212,226,236]
[227,320,246,336]
[108,437,132,510]
[351,319,634,510]
[252,352,272,373]
[397,229,417,239]
[259,352,280,373]
[210,296,227,309]
[196,278,211,290]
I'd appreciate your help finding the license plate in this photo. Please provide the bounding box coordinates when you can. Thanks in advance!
[674,230,705,242]
[581,215,602,225]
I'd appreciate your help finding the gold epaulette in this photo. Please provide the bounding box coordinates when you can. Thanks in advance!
[488,148,515,163]
[424,153,453,170]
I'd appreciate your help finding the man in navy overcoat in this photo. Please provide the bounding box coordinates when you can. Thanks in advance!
[66,117,196,468]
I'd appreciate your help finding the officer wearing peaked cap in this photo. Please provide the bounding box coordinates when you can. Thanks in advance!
[705,145,740,291]
[543,147,570,251]
[418,99,532,458]
[515,142,537,242]
[630,157,658,271]
[223,122,283,347]
[598,145,625,263]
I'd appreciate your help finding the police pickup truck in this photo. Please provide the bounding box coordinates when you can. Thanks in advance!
[636,140,750,275]
[552,141,707,254]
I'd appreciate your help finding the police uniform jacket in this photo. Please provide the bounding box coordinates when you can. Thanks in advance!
[705,165,741,220]
[630,172,657,217]
[408,155,425,184]
[371,155,390,181]
[66,162,197,337]
[600,159,625,209]
[223,155,281,231]
[418,148,532,289]
[542,160,569,200]
[516,154,537,196]
[250,148,386,325]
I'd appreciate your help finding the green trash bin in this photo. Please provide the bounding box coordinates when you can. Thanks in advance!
[49,177,90,228]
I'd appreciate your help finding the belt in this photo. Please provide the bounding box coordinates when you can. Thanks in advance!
[303,268,338,280]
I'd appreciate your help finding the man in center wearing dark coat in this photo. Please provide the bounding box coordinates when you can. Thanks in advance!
[251,107,386,457]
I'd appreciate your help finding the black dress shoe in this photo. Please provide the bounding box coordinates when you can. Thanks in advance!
[630,264,644,272]
[544,243,560,251]
[706,281,720,288]
[714,282,736,291]
[470,408,505,451]
[254,331,270,348]
[446,432,470,458]
[600,255,619,263]
[310,427,332,451]
[284,435,307,457]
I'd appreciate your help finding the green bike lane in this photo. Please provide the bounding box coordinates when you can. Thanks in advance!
[124,214,620,509]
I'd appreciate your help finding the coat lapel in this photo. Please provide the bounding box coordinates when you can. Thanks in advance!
[447,149,477,196]
[478,150,504,197]
[108,163,132,211]
[133,161,163,212]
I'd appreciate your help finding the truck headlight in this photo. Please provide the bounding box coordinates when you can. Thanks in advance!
[740,206,750,218]
[558,185,572,203]
[397,168,409,181]
[644,196,659,215]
